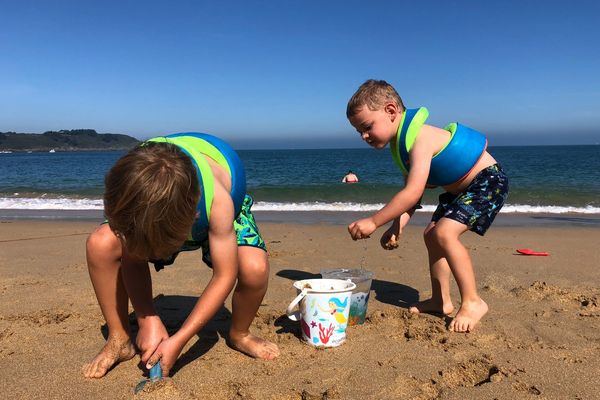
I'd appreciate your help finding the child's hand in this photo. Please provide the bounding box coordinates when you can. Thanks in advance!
[137,315,169,366]
[145,336,185,377]
[380,226,400,250]
[348,217,377,240]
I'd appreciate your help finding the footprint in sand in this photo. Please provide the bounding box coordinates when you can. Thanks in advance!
[512,382,542,396]
[1,310,73,326]
[298,388,340,400]
[0,328,15,358]
[365,309,404,326]
[435,356,500,388]
[403,321,453,348]
[134,379,197,399]
[512,281,600,312]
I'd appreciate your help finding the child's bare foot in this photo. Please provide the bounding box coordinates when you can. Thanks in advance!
[82,335,136,378]
[409,298,454,316]
[228,332,280,360]
[449,298,488,333]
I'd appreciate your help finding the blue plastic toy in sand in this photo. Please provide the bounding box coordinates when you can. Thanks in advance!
[134,363,163,394]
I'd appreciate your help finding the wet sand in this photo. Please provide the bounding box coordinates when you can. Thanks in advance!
[0,217,599,399]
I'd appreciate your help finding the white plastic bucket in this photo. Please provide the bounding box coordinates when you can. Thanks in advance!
[320,268,374,325]
[286,278,356,347]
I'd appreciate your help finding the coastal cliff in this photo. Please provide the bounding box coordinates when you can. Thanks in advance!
[0,129,139,151]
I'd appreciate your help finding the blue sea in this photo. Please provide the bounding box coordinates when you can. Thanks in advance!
[0,145,599,216]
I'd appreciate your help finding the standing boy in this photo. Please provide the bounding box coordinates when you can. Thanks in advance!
[346,80,508,333]
[82,133,279,378]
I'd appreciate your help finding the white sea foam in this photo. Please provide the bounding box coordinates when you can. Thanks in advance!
[500,204,600,214]
[252,201,389,212]
[252,201,600,214]
[0,197,103,210]
[1,198,599,214]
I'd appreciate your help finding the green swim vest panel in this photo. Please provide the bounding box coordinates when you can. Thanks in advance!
[146,133,246,242]
[146,136,215,225]
[391,107,429,176]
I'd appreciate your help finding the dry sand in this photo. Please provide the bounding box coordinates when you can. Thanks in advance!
[0,218,599,399]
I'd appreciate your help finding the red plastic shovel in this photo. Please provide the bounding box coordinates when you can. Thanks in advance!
[516,248,549,256]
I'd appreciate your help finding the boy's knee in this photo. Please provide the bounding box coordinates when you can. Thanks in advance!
[422,222,438,247]
[423,229,434,246]
[239,256,269,286]
[427,226,457,249]
[423,227,441,248]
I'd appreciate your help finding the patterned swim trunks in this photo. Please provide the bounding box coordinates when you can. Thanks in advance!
[431,164,509,236]
[152,194,266,271]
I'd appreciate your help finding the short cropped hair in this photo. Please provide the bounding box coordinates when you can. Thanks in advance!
[346,79,405,118]
[104,142,200,260]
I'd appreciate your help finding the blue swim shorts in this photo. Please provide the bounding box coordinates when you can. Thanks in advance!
[431,164,509,236]
[151,194,266,271]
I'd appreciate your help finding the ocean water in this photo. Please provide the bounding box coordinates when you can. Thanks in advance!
[0,145,599,214]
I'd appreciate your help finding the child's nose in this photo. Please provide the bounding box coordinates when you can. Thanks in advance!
[361,132,369,140]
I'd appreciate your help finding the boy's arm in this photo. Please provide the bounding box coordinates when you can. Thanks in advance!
[399,207,416,230]
[373,139,432,226]
[120,249,169,363]
[380,207,416,249]
[349,137,432,239]
[171,183,238,346]
[144,184,239,374]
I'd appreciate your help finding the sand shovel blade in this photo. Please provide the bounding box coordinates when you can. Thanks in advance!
[134,363,162,394]
[134,379,149,394]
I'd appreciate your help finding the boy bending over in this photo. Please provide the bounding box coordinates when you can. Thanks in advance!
[82,133,279,378]
[346,80,508,333]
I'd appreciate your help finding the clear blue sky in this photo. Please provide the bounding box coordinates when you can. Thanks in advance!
[2,1,599,148]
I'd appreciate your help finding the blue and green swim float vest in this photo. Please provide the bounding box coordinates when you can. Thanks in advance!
[146,132,246,242]
[391,107,488,187]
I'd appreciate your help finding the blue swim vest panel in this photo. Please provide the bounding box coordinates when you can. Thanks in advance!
[394,108,488,187]
[165,132,247,241]
[428,124,487,186]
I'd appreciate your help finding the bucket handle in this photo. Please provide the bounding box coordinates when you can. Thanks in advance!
[286,288,309,321]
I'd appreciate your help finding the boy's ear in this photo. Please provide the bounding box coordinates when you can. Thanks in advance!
[384,102,399,121]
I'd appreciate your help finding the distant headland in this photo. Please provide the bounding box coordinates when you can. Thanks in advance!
[0,129,140,152]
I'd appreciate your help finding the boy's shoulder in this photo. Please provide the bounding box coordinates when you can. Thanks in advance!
[412,124,452,155]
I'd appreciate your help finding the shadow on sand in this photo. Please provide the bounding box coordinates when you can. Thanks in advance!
[101,294,231,377]
[275,269,420,309]
[530,215,600,225]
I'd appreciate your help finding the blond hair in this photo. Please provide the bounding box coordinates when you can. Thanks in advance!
[346,79,405,118]
[104,142,200,259]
